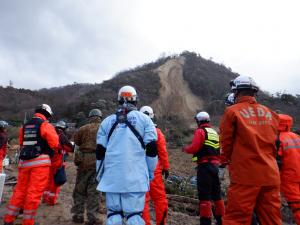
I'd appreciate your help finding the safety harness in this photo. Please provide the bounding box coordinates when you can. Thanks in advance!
[108,111,145,149]
[192,127,220,162]
[19,117,54,160]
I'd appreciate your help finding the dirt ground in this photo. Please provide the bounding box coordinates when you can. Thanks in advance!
[0,147,294,225]
[0,148,201,225]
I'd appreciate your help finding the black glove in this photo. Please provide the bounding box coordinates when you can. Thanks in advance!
[162,169,169,179]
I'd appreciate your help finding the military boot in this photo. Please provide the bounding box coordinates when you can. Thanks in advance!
[73,214,84,223]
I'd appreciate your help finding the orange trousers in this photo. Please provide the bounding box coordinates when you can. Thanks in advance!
[142,172,168,225]
[281,181,300,225]
[4,166,50,225]
[223,183,282,225]
[43,167,61,205]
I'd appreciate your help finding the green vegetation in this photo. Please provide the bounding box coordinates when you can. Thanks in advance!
[1,51,300,134]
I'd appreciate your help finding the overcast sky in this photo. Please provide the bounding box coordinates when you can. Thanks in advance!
[0,0,299,94]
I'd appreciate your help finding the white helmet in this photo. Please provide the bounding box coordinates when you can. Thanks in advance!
[195,111,210,123]
[140,106,154,119]
[55,120,68,130]
[230,75,259,92]
[0,120,8,128]
[225,93,236,106]
[117,86,137,103]
[35,104,53,117]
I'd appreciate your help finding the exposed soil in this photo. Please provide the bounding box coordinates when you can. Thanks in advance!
[152,57,203,124]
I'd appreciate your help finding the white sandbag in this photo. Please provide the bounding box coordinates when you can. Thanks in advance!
[0,173,6,204]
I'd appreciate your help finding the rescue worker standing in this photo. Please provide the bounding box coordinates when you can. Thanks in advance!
[4,104,59,225]
[96,85,158,225]
[43,120,73,205]
[224,92,260,225]
[71,109,102,225]
[220,75,281,225]
[183,111,225,225]
[0,120,8,172]
[277,114,300,224]
[140,106,170,225]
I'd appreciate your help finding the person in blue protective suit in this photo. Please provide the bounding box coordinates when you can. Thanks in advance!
[96,85,158,225]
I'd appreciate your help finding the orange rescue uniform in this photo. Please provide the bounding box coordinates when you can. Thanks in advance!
[143,128,170,225]
[43,128,73,205]
[4,113,59,225]
[220,96,281,225]
[278,114,300,225]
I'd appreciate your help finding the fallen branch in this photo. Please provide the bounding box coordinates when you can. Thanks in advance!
[167,194,198,205]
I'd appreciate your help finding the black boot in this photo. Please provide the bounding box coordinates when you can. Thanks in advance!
[200,217,212,225]
[215,216,222,225]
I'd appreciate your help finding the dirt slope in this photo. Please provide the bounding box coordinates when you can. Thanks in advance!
[152,57,203,123]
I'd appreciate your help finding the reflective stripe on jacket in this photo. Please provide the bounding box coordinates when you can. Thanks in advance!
[18,113,58,169]
[278,114,300,182]
[192,127,220,162]
[19,154,51,168]
[184,124,220,164]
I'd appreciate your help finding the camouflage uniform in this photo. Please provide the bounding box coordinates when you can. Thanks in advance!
[71,117,101,224]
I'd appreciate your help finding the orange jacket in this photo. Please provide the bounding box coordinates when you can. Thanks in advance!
[220,96,280,185]
[19,113,59,169]
[183,123,220,164]
[155,128,170,174]
[277,114,300,182]
[51,128,73,169]
[0,130,8,160]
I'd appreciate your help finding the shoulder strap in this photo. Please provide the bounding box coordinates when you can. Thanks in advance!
[107,112,145,149]
[124,120,145,149]
[108,121,118,141]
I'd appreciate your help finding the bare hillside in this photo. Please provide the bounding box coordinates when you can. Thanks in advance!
[152,57,203,123]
